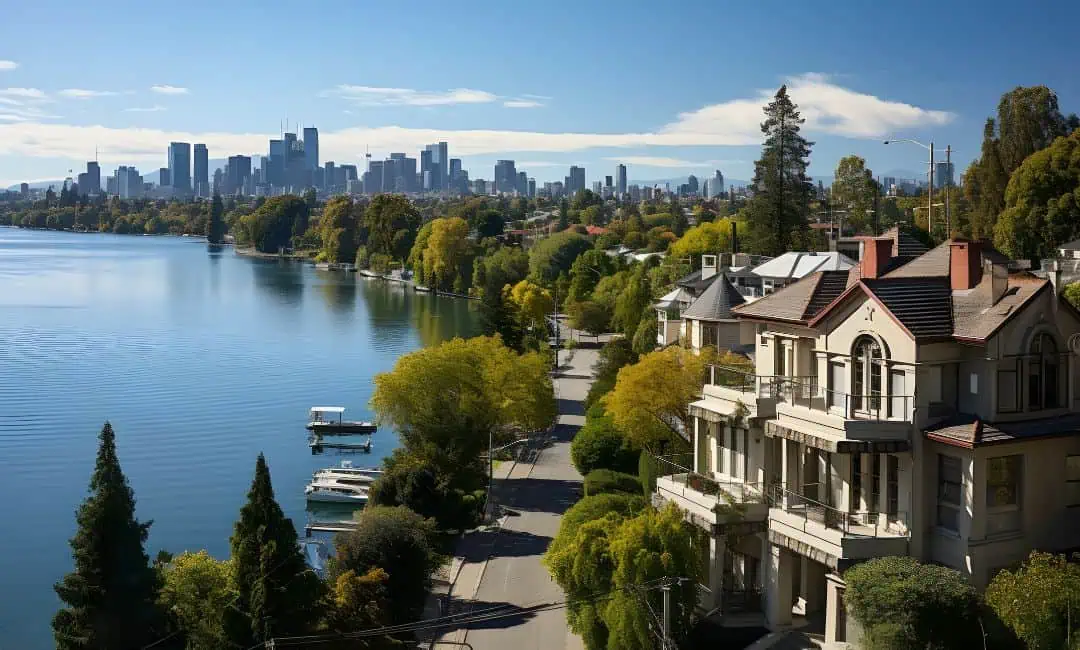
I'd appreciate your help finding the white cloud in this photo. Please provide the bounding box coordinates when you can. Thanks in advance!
[0,88,57,121]
[325,85,497,107]
[59,88,120,99]
[503,99,545,108]
[0,60,17,71]
[0,114,28,122]
[603,156,742,168]
[124,105,167,113]
[0,74,953,165]
[0,87,47,99]
[150,85,188,95]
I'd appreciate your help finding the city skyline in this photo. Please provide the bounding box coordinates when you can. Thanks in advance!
[2,0,1079,187]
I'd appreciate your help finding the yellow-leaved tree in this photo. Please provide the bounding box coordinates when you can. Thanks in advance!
[505,280,554,331]
[668,219,735,265]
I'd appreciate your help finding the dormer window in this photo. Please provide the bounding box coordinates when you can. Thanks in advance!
[1028,333,1060,411]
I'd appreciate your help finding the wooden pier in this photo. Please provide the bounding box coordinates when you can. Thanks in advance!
[304,519,359,536]
[309,437,372,454]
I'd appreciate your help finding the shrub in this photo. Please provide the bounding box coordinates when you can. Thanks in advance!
[844,556,981,650]
[570,415,639,476]
[985,551,1080,650]
[583,469,642,497]
[585,375,616,411]
[638,452,661,497]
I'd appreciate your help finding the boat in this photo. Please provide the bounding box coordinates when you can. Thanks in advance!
[309,435,373,454]
[314,460,382,485]
[413,284,432,293]
[305,477,370,504]
[306,407,377,434]
[358,269,380,279]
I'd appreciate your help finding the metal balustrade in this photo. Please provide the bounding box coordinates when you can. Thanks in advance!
[654,454,766,506]
[767,484,908,538]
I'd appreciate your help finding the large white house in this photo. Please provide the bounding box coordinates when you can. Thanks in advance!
[653,234,1080,646]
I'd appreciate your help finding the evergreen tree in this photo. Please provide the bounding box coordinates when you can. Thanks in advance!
[206,193,225,244]
[744,85,814,255]
[53,422,165,649]
[225,454,322,647]
[558,198,570,231]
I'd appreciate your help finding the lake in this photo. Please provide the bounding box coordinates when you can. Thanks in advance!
[0,228,481,649]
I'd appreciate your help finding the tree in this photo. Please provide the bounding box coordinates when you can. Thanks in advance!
[529,231,593,284]
[370,449,485,530]
[603,346,714,451]
[371,336,556,471]
[1064,282,1080,310]
[568,249,619,303]
[844,556,981,650]
[225,453,322,647]
[206,193,225,244]
[831,155,879,234]
[364,194,421,260]
[159,551,234,650]
[993,129,1080,262]
[566,299,610,336]
[319,195,359,264]
[421,217,471,291]
[324,568,398,648]
[241,195,306,253]
[966,86,1077,238]
[985,551,1080,650]
[570,414,639,475]
[53,422,165,649]
[583,469,642,496]
[745,85,814,255]
[631,316,657,355]
[668,219,735,266]
[505,280,554,331]
[613,267,651,339]
[331,505,442,625]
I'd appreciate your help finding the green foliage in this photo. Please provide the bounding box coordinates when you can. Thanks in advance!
[613,267,651,339]
[566,299,611,336]
[745,85,814,256]
[318,195,359,264]
[583,469,642,496]
[985,551,1080,650]
[52,422,165,649]
[364,194,421,260]
[584,339,638,410]
[844,556,981,650]
[370,449,486,531]
[206,194,225,244]
[529,231,593,284]
[831,155,880,234]
[570,414,639,475]
[158,551,234,650]
[1064,282,1080,309]
[568,249,619,303]
[993,129,1080,261]
[631,315,658,355]
[417,217,472,291]
[331,505,442,625]
[668,219,735,264]
[638,452,661,497]
[324,567,398,648]
[242,195,308,253]
[225,454,323,647]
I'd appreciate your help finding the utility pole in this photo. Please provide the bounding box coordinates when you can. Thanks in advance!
[928,141,935,236]
[944,144,952,235]
[661,580,672,650]
[553,283,560,369]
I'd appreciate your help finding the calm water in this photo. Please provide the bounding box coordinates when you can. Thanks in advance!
[0,228,480,649]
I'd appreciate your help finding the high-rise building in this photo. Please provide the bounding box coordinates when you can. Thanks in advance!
[159,168,171,187]
[168,142,191,194]
[569,166,586,195]
[366,160,384,194]
[528,178,536,198]
[303,127,319,171]
[324,161,336,191]
[687,174,699,195]
[935,162,954,188]
[449,158,462,187]
[711,170,724,198]
[193,143,208,197]
[115,166,144,199]
[424,142,448,190]
[494,160,517,194]
[605,175,613,189]
[517,171,529,196]
[341,165,357,181]
[225,155,252,195]
[82,161,101,195]
[592,181,602,194]
[20,182,29,197]
[616,164,627,196]
[883,176,896,195]
[420,149,434,191]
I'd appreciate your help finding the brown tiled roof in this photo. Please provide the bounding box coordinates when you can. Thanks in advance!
[883,241,951,278]
[952,273,1048,341]
[732,270,850,323]
[862,278,954,340]
[881,226,930,257]
[681,273,745,321]
[926,413,1080,448]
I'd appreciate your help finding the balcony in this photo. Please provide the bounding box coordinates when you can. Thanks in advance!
[767,485,909,565]
[771,376,914,444]
[653,455,769,534]
[701,365,778,419]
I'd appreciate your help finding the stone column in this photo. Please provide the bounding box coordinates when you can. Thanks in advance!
[825,573,848,645]
[765,543,794,628]
[799,556,826,615]
[709,536,726,612]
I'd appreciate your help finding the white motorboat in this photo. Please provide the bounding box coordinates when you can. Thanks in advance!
[304,477,369,504]
[314,460,383,486]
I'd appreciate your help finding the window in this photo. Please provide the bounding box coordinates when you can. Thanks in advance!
[937,454,963,532]
[986,455,1022,535]
[852,336,883,413]
[829,362,846,410]
[1028,333,1060,411]
[887,455,899,516]
[1067,456,1080,507]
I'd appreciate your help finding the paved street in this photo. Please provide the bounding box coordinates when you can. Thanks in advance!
[435,346,597,650]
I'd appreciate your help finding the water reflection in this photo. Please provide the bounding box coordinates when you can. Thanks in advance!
[316,275,358,314]
[251,258,305,306]
[411,293,482,348]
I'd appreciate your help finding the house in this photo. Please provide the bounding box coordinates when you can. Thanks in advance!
[678,272,746,352]
[750,251,856,296]
[655,286,696,347]
[1059,238,1080,260]
[653,236,1080,647]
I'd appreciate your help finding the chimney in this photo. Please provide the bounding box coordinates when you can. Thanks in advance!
[701,254,718,281]
[860,237,893,279]
[731,221,739,254]
[949,239,983,291]
[989,260,1009,305]
[718,252,732,269]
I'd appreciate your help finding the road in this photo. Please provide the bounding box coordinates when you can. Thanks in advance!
[438,346,597,650]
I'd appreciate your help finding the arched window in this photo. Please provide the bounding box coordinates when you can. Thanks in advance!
[853,336,883,412]
[1028,333,1059,410]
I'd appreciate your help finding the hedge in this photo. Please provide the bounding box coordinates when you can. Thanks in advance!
[583,469,642,497]
[570,415,639,476]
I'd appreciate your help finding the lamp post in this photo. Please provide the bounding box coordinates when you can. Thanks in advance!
[883,139,953,236]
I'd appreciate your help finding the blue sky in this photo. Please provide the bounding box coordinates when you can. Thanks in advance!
[1,0,1078,188]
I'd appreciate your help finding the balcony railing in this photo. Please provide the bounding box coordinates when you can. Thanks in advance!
[773,376,913,422]
[704,364,759,393]
[768,485,908,538]
[655,454,766,506]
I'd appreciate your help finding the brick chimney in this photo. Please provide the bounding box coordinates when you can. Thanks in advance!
[949,239,983,290]
[860,237,893,279]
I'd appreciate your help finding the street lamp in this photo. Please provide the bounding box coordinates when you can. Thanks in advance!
[883,139,953,236]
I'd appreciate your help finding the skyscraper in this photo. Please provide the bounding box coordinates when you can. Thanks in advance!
[303,127,319,171]
[935,162,954,188]
[528,178,536,198]
[116,166,144,199]
[616,164,627,196]
[424,141,448,190]
[168,142,191,194]
[420,149,433,191]
[711,170,724,198]
[569,166,585,194]
[193,143,208,197]
[494,160,517,194]
[449,158,462,192]
[159,168,171,187]
[225,155,252,195]
[86,161,100,195]
[517,171,528,196]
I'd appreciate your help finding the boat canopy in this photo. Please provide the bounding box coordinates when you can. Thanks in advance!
[310,406,346,414]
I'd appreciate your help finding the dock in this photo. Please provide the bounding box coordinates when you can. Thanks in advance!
[304,519,359,536]
[309,437,372,454]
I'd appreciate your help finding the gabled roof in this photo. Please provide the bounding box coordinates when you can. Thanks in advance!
[1061,238,1080,251]
[880,226,930,258]
[862,278,954,339]
[926,413,1080,448]
[751,251,856,280]
[654,287,695,310]
[732,269,852,323]
[681,274,746,321]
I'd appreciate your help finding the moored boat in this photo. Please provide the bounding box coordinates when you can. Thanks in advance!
[306,407,377,434]
[304,477,369,504]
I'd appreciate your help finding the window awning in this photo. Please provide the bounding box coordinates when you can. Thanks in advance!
[765,420,909,454]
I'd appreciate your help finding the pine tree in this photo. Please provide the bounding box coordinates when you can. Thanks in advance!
[225,454,322,647]
[745,85,814,255]
[52,422,165,649]
[206,193,225,244]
